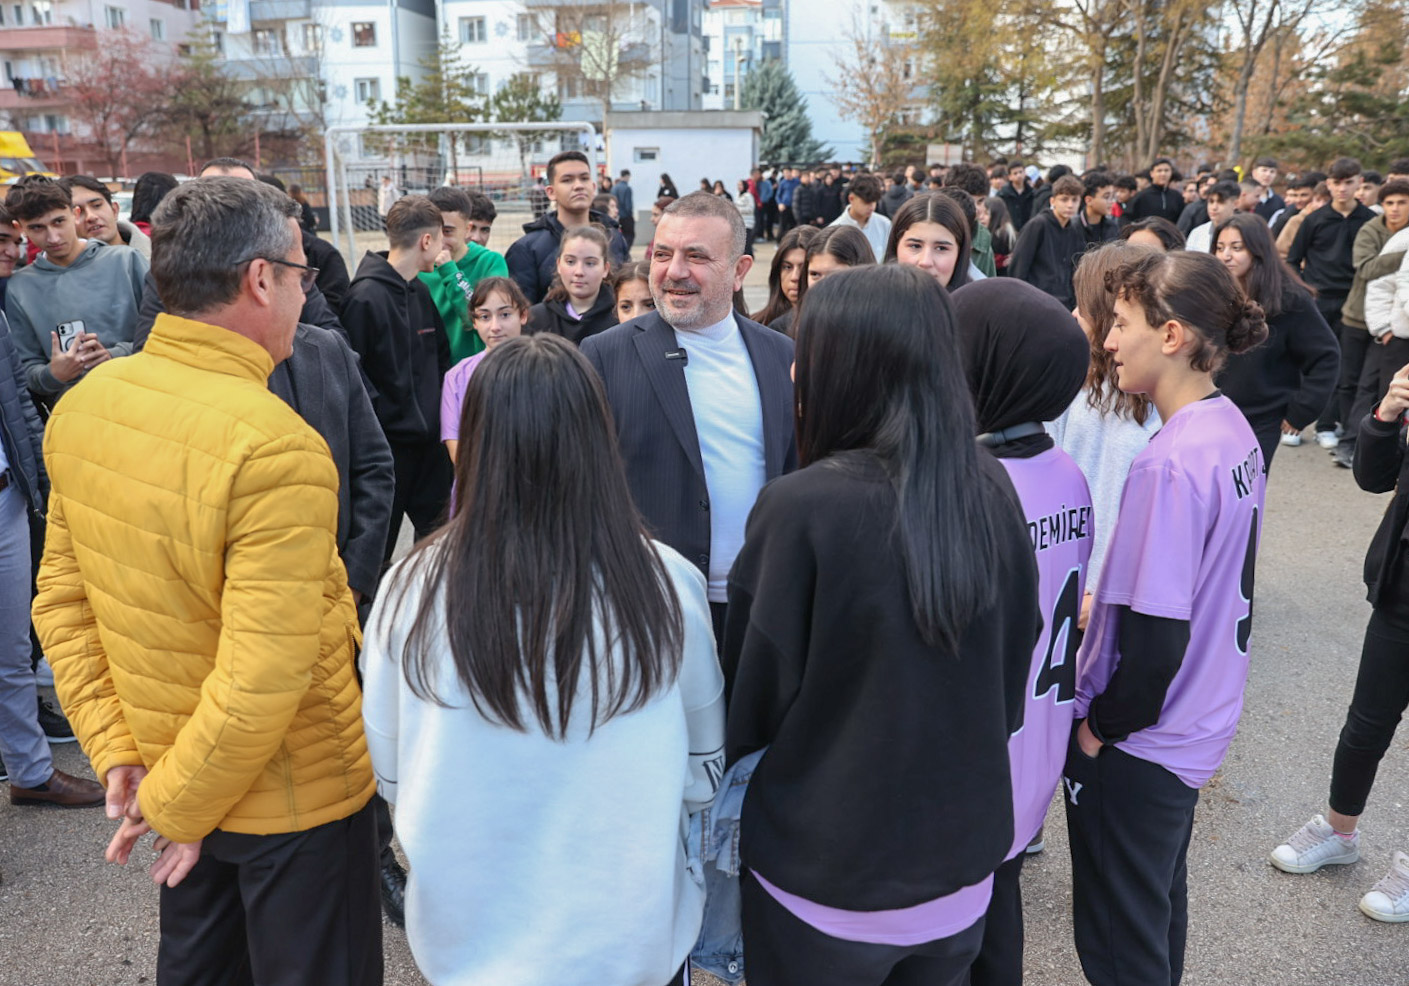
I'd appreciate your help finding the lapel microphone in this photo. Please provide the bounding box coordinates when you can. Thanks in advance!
[665,348,689,366]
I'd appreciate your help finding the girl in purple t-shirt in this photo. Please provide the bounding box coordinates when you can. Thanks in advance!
[1065,250,1269,986]
[441,276,529,465]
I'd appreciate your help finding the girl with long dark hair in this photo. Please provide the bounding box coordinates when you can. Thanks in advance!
[884,192,974,290]
[610,260,655,323]
[951,277,1093,986]
[1212,212,1340,466]
[985,195,1017,272]
[658,173,679,200]
[362,334,724,986]
[1066,250,1269,986]
[724,264,1041,986]
[776,225,877,337]
[750,225,819,329]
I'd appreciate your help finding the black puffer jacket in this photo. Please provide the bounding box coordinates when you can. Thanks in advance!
[1355,411,1409,611]
[504,210,630,305]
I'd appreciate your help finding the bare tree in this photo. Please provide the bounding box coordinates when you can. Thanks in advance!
[64,29,170,177]
[1130,0,1208,165]
[827,15,922,167]
[533,0,656,125]
[1064,0,1122,166]
[1226,0,1320,163]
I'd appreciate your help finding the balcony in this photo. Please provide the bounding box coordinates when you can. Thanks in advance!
[0,25,99,53]
[0,83,68,111]
[220,55,319,80]
[249,0,312,21]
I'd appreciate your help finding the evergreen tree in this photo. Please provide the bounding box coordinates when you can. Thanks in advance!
[490,73,564,180]
[739,60,833,164]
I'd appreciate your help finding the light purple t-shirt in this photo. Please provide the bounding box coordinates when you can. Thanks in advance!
[752,870,991,947]
[440,351,489,443]
[1000,448,1093,859]
[1075,395,1265,789]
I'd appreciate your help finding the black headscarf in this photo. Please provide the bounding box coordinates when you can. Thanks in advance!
[950,278,1091,459]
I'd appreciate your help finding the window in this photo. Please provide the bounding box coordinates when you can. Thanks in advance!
[633,147,658,162]
[30,0,50,24]
[211,30,224,54]
[0,7,6,24]
[465,135,490,156]
[149,17,164,39]
[11,4,22,25]
[302,23,323,53]
[558,77,579,99]
[470,71,488,96]
[459,16,485,43]
[352,22,376,46]
[104,4,124,28]
[354,77,380,104]
[252,28,281,55]
[583,13,607,32]
[516,13,534,41]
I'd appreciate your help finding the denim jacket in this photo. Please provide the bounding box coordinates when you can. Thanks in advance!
[689,748,765,984]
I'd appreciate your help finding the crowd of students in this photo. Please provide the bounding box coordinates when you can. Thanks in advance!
[0,142,1408,986]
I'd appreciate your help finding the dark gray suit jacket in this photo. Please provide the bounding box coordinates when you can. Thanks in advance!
[269,324,394,599]
[580,310,796,580]
[131,271,345,351]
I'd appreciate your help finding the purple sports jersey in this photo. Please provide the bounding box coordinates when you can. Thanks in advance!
[1001,448,1094,859]
[1075,395,1265,788]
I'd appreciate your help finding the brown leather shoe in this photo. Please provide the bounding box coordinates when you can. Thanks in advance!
[9,768,105,808]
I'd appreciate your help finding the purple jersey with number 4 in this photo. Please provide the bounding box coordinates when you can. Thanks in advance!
[1075,395,1265,788]
[1000,448,1093,859]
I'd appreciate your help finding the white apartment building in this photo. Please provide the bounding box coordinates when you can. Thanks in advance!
[700,0,780,111]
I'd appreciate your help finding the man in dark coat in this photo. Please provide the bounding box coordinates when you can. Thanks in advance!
[580,192,796,644]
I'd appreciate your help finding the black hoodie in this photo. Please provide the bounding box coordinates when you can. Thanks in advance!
[504,209,630,304]
[526,287,618,345]
[1122,183,1185,226]
[343,251,449,444]
[1008,209,1086,310]
[877,183,913,219]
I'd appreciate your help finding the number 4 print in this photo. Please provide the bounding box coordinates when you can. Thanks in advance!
[1236,506,1259,655]
[1034,567,1081,704]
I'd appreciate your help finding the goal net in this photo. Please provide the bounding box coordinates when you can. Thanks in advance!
[322,122,601,265]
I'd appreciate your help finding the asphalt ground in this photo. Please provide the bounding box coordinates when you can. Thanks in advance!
[3,246,1407,983]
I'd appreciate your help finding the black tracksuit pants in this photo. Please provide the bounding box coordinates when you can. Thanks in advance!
[156,802,383,986]
[1347,337,1409,452]
[969,853,1025,986]
[383,439,452,564]
[1330,606,1409,817]
[1063,726,1200,986]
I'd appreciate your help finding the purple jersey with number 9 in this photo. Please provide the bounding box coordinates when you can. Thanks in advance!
[999,447,1094,859]
[1075,395,1265,788]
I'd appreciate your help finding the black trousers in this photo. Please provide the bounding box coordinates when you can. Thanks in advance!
[383,440,452,564]
[1315,306,1346,432]
[1327,320,1373,436]
[1330,607,1409,817]
[1347,337,1409,449]
[156,802,383,986]
[969,853,1025,986]
[779,205,798,236]
[1063,727,1199,986]
[741,872,985,986]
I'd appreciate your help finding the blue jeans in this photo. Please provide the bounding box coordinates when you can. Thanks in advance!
[0,482,50,786]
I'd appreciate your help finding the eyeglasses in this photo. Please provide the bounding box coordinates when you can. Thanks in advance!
[234,255,319,293]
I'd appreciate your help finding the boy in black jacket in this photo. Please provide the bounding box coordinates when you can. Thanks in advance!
[1121,157,1185,226]
[342,195,451,563]
[1010,174,1086,309]
[1288,157,1376,449]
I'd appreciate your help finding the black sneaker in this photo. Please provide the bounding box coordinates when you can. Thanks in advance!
[0,750,8,782]
[380,857,407,927]
[1333,443,1355,469]
[37,697,77,743]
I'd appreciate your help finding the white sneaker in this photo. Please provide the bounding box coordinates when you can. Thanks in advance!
[34,656,54,687]
[1270,814,1361,873]
[1280,431,1303,447]
[1360,851,1409,922]
[1316,431,1341,449]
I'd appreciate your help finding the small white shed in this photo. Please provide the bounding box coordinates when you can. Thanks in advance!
[604,110,765,237]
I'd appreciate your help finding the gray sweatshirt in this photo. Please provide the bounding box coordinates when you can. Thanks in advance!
[4,238,148,400]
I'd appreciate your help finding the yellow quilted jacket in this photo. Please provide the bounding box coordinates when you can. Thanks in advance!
[33,314,374,843]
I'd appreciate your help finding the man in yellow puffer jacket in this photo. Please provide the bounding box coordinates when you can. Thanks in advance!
[32,178,382,984]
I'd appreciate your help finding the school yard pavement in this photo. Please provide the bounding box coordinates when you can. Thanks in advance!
[2,392,1406,986]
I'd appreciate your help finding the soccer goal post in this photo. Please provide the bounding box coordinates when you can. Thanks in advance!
[323,121,600,266]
